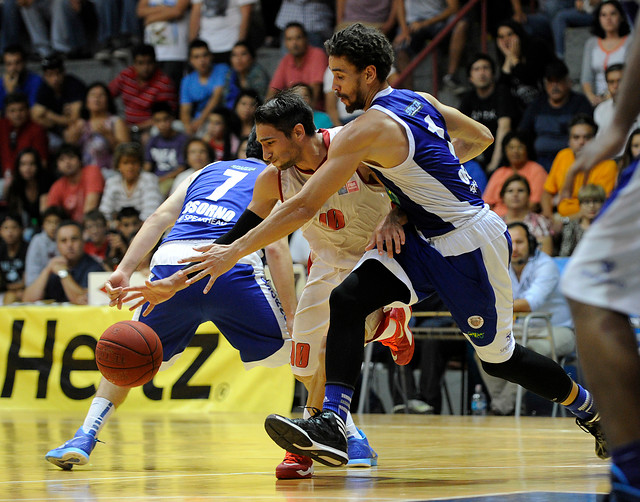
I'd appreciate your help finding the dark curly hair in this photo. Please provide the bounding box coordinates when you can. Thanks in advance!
[255,90,315,137]
[324,23,394,83]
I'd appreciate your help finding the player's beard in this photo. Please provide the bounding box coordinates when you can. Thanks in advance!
[341,88,366,113]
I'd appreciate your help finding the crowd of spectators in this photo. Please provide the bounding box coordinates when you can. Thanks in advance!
[0,0,636,323]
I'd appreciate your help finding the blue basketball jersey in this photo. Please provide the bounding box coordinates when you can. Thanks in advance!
[163,158,266,243]
[365,87,485,239]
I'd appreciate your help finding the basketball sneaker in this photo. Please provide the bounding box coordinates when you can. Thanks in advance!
[275,451,314,479]
[265,409,348,467]
[375,306,414,366]
[347,429,378,467]
[576,414,609,459]
[45,428,98,470]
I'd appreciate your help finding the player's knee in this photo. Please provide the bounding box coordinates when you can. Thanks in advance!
[329,282,359,315]
[480,344,523,380]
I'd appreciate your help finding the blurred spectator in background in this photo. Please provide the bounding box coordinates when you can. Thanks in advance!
[518,60,592,171]
[24,205,66,287]
[552,0,600,60]
[483,131,548,216]
[1,0,26,55]
[108,44,177,136]
[394,0,466,91]
[542,114,617,221]
[114,206,142,242]
[31,55,86,151]
[83,208,127,270]
[189,0,255,64]
[222,41,270,108]
[233,89,260,137]
[144,101,189,196]
[261,0,282,48]
[495,20,556,123]
[179,39,230,135]
[291,82,332,128]
[459,53,514,175]
[46,143,104,223]
[335,0,396,35]
[1,45,43,112]
[0,213,27,304]
[558,183,606,256]
[202,106,240,162]
[5,148,52,240]
[275,0,333,48]
[137,0,190,88]
[18,0,87,59]
[266,22,328,109]
[23,220,105,304]
[0,92,48,196]
[594,64,640,158]
[93,0,141,62]
[99,143,163,222]
[618,128,640,173]
[500,173,553,255]
[64,82,131,179]
[581,0,631,107]
[169,137,214,194]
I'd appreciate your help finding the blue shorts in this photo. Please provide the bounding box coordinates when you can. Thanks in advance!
[358,226,515,363]
[133,249,290,369]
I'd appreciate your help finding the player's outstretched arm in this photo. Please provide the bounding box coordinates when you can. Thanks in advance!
[419,92,493,163]
[181,128,369,293]
[106,171,197,309]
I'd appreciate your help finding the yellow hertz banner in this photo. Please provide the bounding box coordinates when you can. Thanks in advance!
[0,305,294,414]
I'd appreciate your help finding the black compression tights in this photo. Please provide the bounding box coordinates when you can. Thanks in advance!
[325,260,411,389]
[481,343,574,402]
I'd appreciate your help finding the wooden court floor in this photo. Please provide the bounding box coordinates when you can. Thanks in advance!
[0,410,610,502]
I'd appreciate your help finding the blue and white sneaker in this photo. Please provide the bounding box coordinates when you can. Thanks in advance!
[45,428,98,470]
[347,429,378,468]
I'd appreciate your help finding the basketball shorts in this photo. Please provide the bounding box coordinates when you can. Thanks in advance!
[562,159,640,316]
[290,255,383,377]
[355,226,515,364]
[133,240,291,370]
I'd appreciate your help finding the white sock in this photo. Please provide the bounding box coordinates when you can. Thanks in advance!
[345,412,361,439]
[303,408,311,419]
[81,397,115,438]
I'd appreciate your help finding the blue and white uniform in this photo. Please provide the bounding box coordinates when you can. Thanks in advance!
[562,159,640,316]
[359,87,514,363]
[134,158,291,369]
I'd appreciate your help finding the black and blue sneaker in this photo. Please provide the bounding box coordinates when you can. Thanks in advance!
[576,414,609,459]
[265,409,348,467]
[45,428,98,470]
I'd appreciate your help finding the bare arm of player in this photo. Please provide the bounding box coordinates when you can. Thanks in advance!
[105,170,199,309]
[180,118,378,293]
[264,236,298,334]
[365,205,408,258]
[561,14,640,200]
[122,166,284,309]
[419,92,494,163]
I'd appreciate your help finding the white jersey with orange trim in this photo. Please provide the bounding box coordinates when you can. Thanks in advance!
[278,127,392,270]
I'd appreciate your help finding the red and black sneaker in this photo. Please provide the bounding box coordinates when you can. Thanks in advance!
[275,451,314,479]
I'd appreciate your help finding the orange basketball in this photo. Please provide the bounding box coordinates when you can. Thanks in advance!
[95,321,163,388]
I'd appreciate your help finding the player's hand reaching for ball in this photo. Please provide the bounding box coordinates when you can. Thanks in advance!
[179,243,239,294]
[105,269,130,309]
[120,270,189,316]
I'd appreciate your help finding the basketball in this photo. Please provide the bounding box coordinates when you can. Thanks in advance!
[95,321,163,388]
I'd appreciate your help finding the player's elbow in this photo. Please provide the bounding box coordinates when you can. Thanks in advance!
[479,125,494,148]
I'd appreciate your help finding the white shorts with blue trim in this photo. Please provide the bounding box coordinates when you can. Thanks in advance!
[562,160,640,316]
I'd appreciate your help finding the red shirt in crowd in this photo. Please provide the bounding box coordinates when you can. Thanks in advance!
[0,118,48,175]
